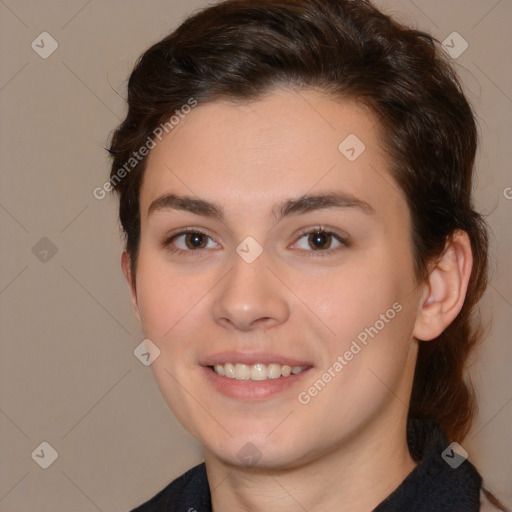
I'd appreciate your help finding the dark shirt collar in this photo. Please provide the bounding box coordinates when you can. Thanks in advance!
[374,419,481,511]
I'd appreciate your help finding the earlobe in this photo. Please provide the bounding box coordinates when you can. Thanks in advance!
[413,231,473,341]
[121,251,141,323]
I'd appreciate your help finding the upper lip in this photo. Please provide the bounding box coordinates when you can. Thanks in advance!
[201,351,313,368]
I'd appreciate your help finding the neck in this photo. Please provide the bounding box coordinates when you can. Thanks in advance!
[205,410,417,512]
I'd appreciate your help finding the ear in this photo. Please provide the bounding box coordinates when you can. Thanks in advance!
[121,250,141,324]
[413,230,473,341]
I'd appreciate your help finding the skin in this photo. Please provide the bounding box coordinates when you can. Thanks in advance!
[122,88,472,512]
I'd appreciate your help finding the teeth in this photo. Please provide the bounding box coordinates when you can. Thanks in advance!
[224,363,235,378]
[235,363,251,380]
[267,363,282,379]
[212,363,307,380]
[251,363,267,381]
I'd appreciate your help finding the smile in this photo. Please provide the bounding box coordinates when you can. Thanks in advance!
[212,363,307,380]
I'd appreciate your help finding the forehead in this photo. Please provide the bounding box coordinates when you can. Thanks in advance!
[140,89,406,223]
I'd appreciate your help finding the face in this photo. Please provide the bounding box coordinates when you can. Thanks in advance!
[125,89,425,469]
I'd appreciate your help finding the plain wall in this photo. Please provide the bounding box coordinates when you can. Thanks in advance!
[0,0,510,510]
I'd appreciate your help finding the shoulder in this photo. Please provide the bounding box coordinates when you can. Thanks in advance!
[480,488,510,512]
[130,463,211,512]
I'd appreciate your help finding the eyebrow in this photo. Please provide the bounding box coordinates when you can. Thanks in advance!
[147,191,375,222]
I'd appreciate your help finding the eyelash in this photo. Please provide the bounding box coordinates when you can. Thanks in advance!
[161,226,349,258]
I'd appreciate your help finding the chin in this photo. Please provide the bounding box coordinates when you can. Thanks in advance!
[202,429,313,470]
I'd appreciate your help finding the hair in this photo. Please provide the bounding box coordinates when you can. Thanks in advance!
[108,0,488,443]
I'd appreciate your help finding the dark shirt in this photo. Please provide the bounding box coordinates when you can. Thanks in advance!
[131,419,483,511]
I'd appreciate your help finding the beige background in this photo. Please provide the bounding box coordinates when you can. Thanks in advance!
[0,0,510,510]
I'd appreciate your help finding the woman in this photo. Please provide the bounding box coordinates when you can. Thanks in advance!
[108,0,508,510]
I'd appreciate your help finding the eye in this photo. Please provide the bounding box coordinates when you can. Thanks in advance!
[161,226,348,257]
[291,227,348,255]
[162,228,220,254]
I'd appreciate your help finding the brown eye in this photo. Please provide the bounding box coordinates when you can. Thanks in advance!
[291,227,347,256]
[184,232,208,249]
[308,231,333,250]
[162,229,220,254]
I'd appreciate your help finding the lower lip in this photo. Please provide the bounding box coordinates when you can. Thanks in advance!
[203,366,312,400]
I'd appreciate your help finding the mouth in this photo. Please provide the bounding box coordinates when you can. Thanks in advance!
[201,353,313,400]
[211,362,308,380]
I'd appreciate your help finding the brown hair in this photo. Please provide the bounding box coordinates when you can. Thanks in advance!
[108,0,488,442]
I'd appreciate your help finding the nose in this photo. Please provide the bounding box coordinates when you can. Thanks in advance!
[212,250,290,332]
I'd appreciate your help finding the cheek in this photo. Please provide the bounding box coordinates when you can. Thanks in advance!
[300,244,418,392]
[134,248,224,378]
[298,299,417,433]
[134,251,200,347]
[302,255,410,341]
